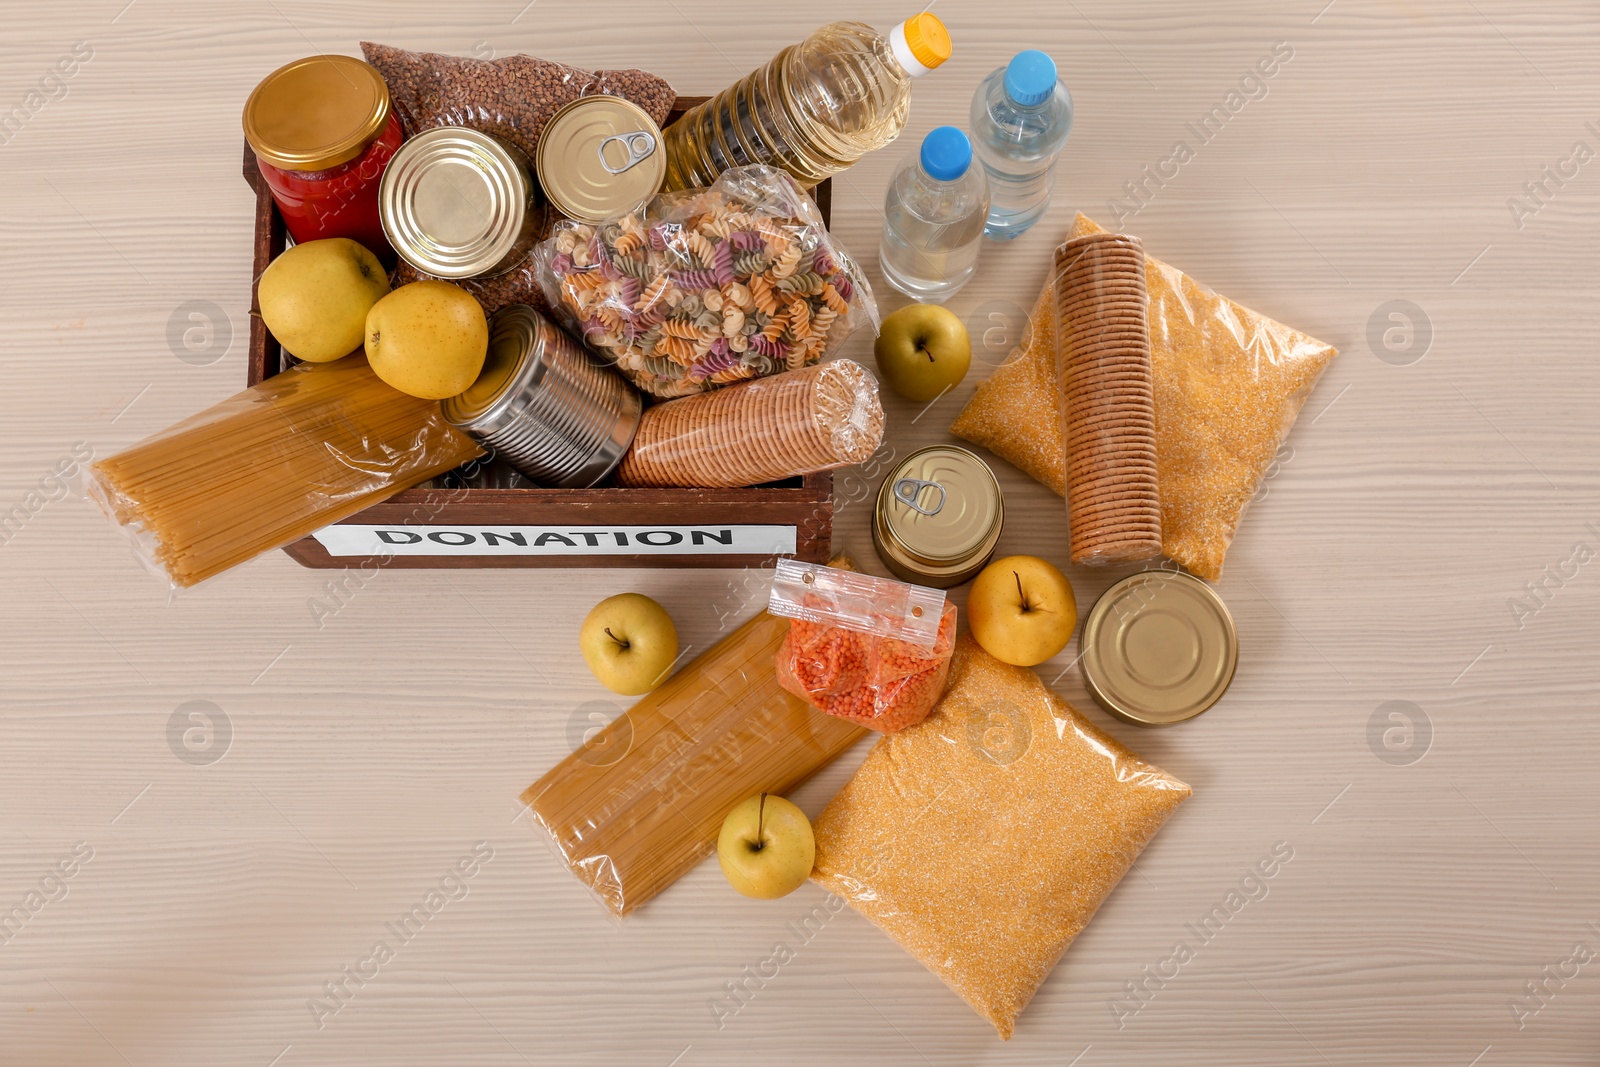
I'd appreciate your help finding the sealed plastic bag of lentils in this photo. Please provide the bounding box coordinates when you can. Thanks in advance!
[535,164,877,398]
[769,559,957,734]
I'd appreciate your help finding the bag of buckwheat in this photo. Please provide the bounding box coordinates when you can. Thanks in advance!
[360,42,675,163]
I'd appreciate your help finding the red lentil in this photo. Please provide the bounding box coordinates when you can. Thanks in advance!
[776,598,957,733]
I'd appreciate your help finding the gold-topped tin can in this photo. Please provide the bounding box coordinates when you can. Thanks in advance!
[873,445,1004,589]
[537,96,666,223]
[1079,570,1238,726]
[380,126,538,278]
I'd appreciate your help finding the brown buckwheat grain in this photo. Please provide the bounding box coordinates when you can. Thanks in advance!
[360,42,675,164]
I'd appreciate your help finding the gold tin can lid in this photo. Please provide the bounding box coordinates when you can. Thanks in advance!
[380,127,534,278]
[1080,571,1238,726]
[873,445,1004,589]
[537,96,665,223]
[243,55,391,171]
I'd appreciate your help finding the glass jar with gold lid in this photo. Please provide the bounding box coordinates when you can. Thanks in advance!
[243,55,404,253]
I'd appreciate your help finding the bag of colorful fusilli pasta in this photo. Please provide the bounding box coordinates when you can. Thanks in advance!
[534,165,878,398]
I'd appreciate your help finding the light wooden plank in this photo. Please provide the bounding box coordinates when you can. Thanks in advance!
[2,0,1599,1063]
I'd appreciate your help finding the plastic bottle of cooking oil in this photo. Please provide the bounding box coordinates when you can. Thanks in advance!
[661,14,953,191]
[880,126,990,302]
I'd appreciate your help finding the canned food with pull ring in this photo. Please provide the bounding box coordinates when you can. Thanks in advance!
[536,96,666,224]
[872,445,1005,588]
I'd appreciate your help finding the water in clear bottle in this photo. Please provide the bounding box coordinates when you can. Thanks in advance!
[970,50,1074,240]
[661,15,952,191]
[880,126,990,302]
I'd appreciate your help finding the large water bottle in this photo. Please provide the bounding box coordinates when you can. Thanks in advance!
[661,15,952,191]
[970,50,1074,240]
[879,126,990,302]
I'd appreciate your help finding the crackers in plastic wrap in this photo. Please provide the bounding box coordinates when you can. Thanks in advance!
[952,213,1339,579]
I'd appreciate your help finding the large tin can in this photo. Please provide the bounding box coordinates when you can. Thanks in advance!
[442,306,641,488]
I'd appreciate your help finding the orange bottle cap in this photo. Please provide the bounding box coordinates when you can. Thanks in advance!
[902,13,952,70]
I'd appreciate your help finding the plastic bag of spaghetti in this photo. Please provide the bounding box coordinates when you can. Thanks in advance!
[360,42,675,164]
[535,164,877,398]
[520,556,868,918]
[769,559,957,733]
[80,356,482,588]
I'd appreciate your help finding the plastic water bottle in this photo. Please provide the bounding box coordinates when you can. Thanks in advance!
[661,15,953,191]
[970,50,1074,240]
[879,126,990,302]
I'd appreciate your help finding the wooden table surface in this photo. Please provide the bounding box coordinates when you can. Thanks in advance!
[4,1,1598,1064]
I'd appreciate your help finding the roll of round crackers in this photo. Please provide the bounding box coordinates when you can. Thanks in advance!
[615,359,885,488]
[1054,233,1162,564]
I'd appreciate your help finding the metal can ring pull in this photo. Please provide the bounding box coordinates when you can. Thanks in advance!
[598,131,657,175]
[893,477,946,516]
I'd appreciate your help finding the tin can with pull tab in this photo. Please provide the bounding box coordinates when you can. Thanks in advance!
[536,96,666,224]
[873,445,1005,588]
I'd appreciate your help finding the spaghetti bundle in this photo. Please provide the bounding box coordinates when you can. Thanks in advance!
[522,587,866,916]
[86,356,482,587]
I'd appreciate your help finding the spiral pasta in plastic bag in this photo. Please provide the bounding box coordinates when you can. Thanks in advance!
[535,164,877,398]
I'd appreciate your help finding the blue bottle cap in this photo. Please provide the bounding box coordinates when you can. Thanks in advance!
[920,126,972,182]
[1004,50,1058,106]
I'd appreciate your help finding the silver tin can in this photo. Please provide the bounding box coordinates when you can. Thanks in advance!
[442,305,642,488]
[379,126,537,279]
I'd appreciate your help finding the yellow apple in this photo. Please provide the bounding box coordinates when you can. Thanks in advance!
[258,238,389,363]
[874,303,971,402]
[364,280,488,400]
[717,793,814,900]
[966,554,1078,667]
[578,593,679,696]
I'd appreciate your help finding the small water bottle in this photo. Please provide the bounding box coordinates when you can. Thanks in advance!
[879,126,990,302]
[970,50,1074,240]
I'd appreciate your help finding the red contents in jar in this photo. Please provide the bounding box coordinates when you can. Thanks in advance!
[257,113,402,253]
[775,599,958,733]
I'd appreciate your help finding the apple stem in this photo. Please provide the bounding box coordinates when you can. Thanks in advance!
[918,344,934,362]
[604,626,630,651]
[1014,570,1033,614]
[755,792,768,852]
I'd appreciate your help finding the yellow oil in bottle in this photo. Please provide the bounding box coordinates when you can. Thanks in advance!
[662,15,951,191]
